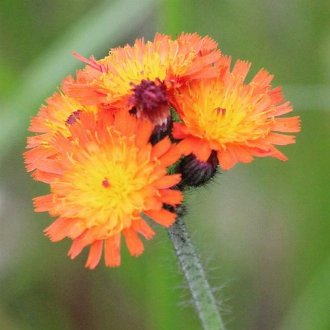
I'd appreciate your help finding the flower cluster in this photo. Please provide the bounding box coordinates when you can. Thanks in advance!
[24,33,300,268]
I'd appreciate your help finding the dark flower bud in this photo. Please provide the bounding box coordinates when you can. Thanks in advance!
[150,116,172,145]
[178,151,219,187]
[130,79,169,124]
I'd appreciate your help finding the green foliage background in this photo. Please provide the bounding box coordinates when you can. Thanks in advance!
[0,0,329,329]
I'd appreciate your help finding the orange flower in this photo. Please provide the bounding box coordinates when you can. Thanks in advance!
[33,111,182,268]
[24,92,97,180]
[63,33,222,124]
[172,59,301,170]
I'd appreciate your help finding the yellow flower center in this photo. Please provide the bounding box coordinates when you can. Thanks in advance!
[180,80,273,146]
[100,51,168,100]
[52,136,163,236]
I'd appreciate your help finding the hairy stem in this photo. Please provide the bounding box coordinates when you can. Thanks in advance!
[168,210,226,330]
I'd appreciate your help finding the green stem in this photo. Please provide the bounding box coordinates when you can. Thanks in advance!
[168,210,226,330]
[162,0,184,36]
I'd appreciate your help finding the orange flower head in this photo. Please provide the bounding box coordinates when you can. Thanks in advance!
[33,111,182,268]
[24,92,97,179]
[173,59,301,170]
[63,33,222,124]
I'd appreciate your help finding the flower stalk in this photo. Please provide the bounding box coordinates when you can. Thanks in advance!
[168,208,225,330]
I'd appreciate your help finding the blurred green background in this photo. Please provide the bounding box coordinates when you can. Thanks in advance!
[0,0,329,329]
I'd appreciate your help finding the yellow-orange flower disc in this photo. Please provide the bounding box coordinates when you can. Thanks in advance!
[63,33,222,123]
[24,92,97,180]
[172,59,301,170]
[33,111,182,268]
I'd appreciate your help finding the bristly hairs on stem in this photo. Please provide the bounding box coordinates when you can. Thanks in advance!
[168,204,226,330]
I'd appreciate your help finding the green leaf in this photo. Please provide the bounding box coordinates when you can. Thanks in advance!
[278,255,330,330]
